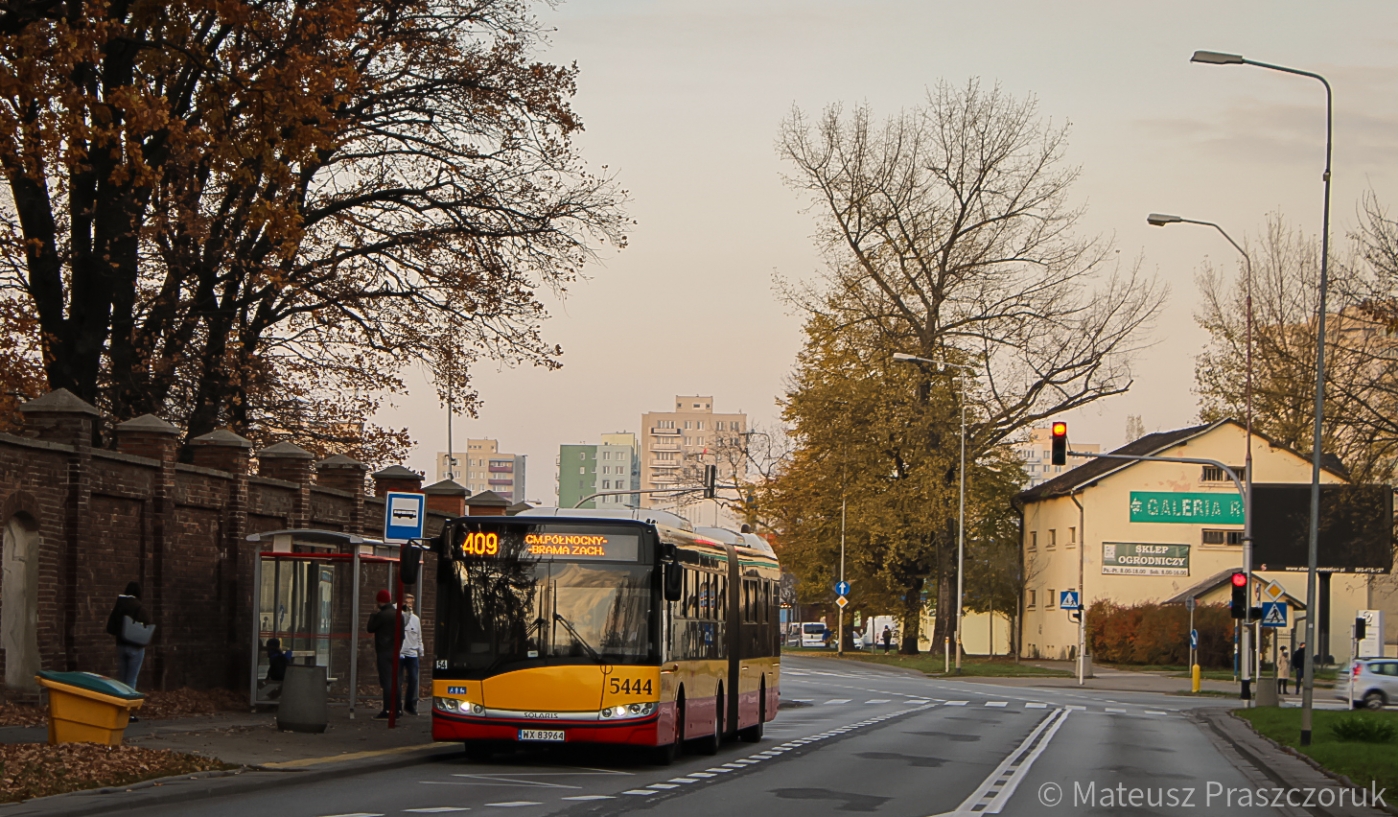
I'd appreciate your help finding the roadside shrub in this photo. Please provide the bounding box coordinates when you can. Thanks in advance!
[1331,714,1398,743]
[1086,601,1234,667]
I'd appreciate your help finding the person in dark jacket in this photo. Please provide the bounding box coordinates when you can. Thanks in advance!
[259,637,291,699]
[1292,643,1306,690]
[105,582,150,713]
[881,626,894,654]
[366,589,404,719]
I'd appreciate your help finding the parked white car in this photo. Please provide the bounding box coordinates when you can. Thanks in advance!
[1337,658,1398,709]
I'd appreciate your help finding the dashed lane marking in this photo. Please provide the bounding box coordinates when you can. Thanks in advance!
[484,804,542,809]
[946,701,969,706]
[1145,710,1168,715]
[405,810,470,814]
[622,790,657,796]
[319,813,383,817]
[561,796,614,801]
[1025,703,1047,709]
[825,698,852,704]
[647,783,679,789]
[1105,707,1128,713]
[668,777,700,784]
[985,701,1008,708]
[866,698,892,703]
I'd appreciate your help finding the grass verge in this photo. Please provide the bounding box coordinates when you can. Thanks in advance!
[1235,707,1398,793]
[788,650,1073,677]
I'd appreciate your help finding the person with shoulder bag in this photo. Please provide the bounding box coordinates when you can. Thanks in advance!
[105,582,153,717]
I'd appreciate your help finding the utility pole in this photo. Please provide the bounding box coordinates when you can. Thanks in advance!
[838,496,846,656]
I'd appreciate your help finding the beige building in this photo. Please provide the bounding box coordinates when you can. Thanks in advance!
[436,438,527,502]
[639,396,746,508]
[1016,425,1101,488]
[1018,419,1377,662]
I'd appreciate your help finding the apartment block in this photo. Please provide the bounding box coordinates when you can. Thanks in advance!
[556,433,640,510]
[436,438,527,501]
[639,396,746,508]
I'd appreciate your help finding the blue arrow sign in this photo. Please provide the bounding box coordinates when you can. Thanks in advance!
[1059,590,1080,611]
[383,491,426,544]
[1190,629,1198,649]
[1260,601,1288,628]
[835,580,850,596]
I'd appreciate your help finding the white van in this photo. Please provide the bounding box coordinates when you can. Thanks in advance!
[799,622,830,648]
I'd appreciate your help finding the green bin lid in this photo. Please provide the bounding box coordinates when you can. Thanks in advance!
[37,670,145,700]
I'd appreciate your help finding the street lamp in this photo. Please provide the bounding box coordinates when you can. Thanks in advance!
[892,352,976,673]
[1191,48,1333,746]
[1148,213,1257,699]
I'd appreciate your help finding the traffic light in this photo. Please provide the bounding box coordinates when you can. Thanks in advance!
[1051,422,1067,466]
[1230,571,1248,619]
[703,464,717,499]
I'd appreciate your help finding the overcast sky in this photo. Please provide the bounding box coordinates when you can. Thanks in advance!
[377,1,1398,503]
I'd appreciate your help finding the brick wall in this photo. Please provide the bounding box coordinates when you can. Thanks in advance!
[0,391,449,694]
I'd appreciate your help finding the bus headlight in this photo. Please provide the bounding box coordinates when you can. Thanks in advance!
[434,697,484,716]
[599,701,656,720]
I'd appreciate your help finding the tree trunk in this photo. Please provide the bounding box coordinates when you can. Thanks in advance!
[898,575,924,654]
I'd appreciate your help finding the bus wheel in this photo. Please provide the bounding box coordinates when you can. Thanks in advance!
[652,696,683,766]
[693,689,721,755]
[739,681,765,743]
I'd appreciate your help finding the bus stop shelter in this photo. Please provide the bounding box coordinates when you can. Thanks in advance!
[247,529,401,716]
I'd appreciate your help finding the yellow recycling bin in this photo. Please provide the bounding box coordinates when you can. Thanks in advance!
[36,670,145,746]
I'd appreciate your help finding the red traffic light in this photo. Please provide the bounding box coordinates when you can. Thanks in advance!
[1051,422,1067,438]
[1231,572,1248,588]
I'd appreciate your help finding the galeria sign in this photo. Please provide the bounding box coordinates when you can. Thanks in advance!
[1129,492,1243,525]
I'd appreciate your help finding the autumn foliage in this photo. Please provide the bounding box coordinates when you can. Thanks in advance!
[1086,600,1236,668]
[0,0,626,464]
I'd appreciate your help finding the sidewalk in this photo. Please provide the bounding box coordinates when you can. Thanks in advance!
[965,663,1242,695]
[0,702,458,817]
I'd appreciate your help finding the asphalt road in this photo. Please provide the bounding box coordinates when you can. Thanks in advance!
[136,657,1307,817]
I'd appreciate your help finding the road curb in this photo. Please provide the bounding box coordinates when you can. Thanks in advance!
[0,743,461,817]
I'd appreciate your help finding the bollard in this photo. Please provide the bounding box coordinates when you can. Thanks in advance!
[944,638,950,674]
[1191,664,1201,694]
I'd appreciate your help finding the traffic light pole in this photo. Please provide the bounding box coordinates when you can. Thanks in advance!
[1069,450,1253,700]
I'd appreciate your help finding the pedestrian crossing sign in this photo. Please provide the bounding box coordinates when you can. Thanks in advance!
[1059,590,1080,611]
[1260,601,1288,628]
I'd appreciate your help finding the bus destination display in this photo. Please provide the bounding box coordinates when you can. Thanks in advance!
[456,529,640,561]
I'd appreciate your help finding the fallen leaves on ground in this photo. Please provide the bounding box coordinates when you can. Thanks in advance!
[0,743,234,803]
[0,701,45,728]
[138,687,248,720]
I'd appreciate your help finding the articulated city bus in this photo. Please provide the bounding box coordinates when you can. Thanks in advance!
[427,509,780,763]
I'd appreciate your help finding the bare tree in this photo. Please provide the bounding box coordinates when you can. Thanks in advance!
[777,80,1164,652]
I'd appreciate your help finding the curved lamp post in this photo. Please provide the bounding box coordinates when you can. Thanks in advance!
[1148,214,1256,700]
[1191,49,1332,746]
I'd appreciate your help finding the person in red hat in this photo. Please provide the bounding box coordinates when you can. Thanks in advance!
[366,588,404,719]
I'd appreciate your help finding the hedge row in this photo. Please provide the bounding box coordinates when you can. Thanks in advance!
[1086,600,1236,667]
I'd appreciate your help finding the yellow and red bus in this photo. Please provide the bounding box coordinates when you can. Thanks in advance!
[427,510,780,763]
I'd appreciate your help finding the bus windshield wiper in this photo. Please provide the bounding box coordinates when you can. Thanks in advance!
[552,613,602,662]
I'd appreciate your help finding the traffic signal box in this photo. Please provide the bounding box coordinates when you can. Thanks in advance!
[1050,422,1067,466]
[703,464,717,499]
[1230,571,1248,619]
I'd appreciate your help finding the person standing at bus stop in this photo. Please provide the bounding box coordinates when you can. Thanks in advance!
[105,582,151,720]
[367,589,403,719]
[400,594,423,716]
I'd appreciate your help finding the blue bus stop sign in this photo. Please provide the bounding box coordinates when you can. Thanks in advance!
[835,580,850,596]
[383,491,426,544]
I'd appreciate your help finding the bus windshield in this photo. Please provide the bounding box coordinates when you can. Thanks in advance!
[437,557,656,674]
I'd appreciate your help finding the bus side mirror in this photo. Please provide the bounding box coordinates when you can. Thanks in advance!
[664,562,682,602]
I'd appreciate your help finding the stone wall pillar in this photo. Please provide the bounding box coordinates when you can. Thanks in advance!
[190,429,253,474]
[19,390,98,670]
[371,465,423,497]
[424,479,468,517]
[316,454,368,535]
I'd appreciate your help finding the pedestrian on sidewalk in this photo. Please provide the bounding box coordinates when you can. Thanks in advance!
[261,637,290,699]
[105,582,151,704]
[1278,646,1290,694]
[1291,643,1306,692]
[881,625,893,655]
[400,594,423,716]
[367,589,403,719]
